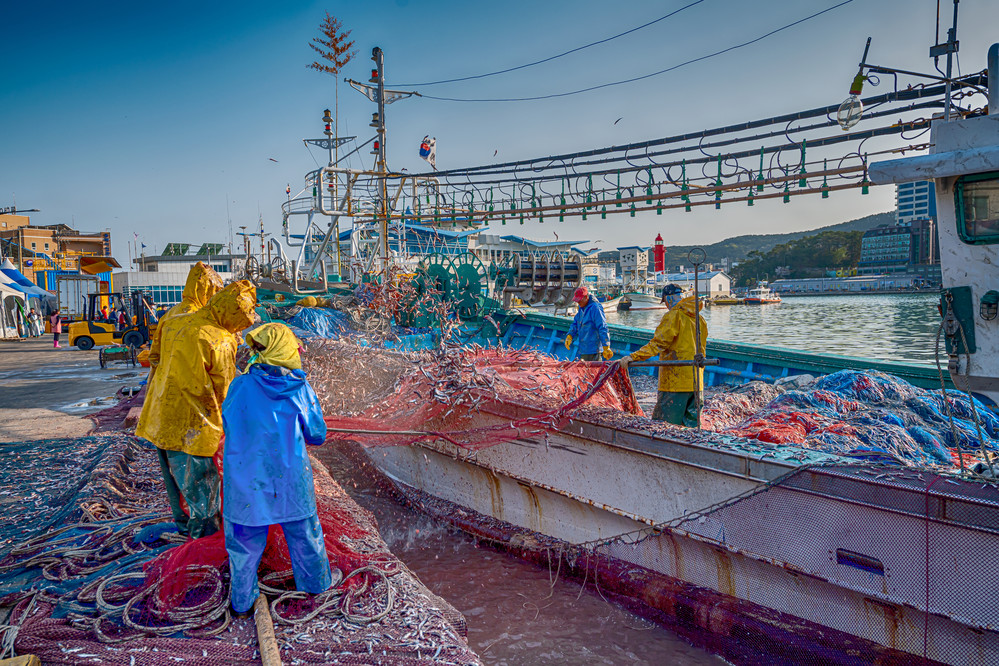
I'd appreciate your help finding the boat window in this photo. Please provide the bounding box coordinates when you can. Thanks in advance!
[955,173,999,244]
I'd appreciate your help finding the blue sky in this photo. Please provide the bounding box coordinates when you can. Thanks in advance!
[2,0,997,263]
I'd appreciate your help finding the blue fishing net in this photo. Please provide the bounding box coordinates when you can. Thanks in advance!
[718,370,999,469]
[0,435,179,614]
[285,307,353,339]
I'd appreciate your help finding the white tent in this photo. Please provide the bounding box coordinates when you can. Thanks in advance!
[0,282,26,339]
[0,258,56,314]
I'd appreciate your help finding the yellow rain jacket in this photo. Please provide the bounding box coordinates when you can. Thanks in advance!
[630,296,708,393]
[136,280,257,457]
[245,323,302,370]
[148,263,223,372]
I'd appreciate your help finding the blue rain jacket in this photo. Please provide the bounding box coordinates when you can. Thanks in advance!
[567,297,610,355]
[221,364,327,526]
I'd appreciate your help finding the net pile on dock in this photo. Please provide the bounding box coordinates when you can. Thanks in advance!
[0,432,480,665]
[704,370,999,469]
[305,344,641,450]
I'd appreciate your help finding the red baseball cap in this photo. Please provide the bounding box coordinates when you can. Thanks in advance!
[573,286,589,303]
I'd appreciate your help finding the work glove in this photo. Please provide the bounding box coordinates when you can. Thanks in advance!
[564,335,573,350]
[601,346,613,360]
[619,355,632,370]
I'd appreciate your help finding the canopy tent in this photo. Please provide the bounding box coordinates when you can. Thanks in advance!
[0,259,56,314]
[0,282,26,339]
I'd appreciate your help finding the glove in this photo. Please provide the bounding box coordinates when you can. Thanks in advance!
[619,355,632,370]
[602,346,613,360]
[564,335,573,350]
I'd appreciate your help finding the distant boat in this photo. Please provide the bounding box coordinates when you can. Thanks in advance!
[744,281,781,305]
[708,295,743,305]
[604,292,667,312]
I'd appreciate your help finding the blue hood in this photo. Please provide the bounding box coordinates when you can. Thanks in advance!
[247,364,308,400]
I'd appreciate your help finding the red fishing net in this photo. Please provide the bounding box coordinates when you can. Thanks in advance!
[315,347,642,450]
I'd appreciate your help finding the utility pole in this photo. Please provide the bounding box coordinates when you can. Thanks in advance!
[373,47,389,268]
[346,47,418,274]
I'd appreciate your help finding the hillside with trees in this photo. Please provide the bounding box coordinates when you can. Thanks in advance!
[662,211,892,269]
[729,230,864,286]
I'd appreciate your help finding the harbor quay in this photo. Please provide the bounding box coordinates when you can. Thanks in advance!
[0,337,482,665]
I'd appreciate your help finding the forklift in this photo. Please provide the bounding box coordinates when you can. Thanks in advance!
[68,291,158,350]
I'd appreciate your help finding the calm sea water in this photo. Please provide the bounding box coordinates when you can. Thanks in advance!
[605,293,942,366]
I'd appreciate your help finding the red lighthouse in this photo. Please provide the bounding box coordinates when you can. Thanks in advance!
[653,233,665,273]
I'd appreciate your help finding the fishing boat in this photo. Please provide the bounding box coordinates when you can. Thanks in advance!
[342,45,999,666]
[743,281,781,305]
[707,295,743,305]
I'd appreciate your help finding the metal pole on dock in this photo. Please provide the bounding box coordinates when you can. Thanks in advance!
[372,47,390,270]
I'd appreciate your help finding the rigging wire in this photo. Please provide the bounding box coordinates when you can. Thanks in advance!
[390,0,707,87]
[418,0,855,103]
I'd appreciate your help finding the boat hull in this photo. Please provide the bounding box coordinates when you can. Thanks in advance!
[349,399,999,666]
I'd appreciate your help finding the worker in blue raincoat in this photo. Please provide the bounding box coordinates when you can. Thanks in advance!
[221,322,332,616]
[564,286,613,361]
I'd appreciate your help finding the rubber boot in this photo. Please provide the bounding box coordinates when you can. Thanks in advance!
[53,340,60,348]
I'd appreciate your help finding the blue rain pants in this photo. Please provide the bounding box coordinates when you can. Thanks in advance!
[156,447,221,539]
[224,512,333,613]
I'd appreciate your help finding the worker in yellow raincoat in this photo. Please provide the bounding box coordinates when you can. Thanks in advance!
[620,286,707,427]
[147,262,223,377]
[136,280,257,538]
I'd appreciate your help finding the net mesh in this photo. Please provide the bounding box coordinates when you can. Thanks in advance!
[0,431,479,664]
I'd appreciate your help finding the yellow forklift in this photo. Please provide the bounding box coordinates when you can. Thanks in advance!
[68,291,157,351]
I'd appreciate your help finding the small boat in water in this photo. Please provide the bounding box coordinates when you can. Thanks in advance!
[744,281,781,305]
[708,295,743,305]
[605,291,668,312]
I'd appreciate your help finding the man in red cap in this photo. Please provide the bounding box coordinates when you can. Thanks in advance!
[564,286,612,361]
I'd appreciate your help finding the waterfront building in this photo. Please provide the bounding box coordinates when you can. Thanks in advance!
[660,270,732,296]
[618,246,651,288]
[468,234,587,263]
[113,244,244,306]
[771,274,928,294]
[896,180,936,225]
[0,214,117,289]
[858,220,940,285]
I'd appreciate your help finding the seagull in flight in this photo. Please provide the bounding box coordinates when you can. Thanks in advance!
[268,158,279,163]
[613,117,622,125]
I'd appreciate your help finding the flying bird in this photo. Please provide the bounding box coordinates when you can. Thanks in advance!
[553,231,559,241]
[613,117,622,125]
[268,158,279,163]
[493,150,498,156]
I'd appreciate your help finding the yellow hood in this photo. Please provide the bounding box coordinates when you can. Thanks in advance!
[204,280,257,333]
[245,323,302,370]
[181,262,224,311]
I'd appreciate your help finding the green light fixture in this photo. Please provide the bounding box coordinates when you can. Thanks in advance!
[756,147,765,192]
[646,169,653,204]
[601,205,607,220]
[821,159,829,199]
[714,154,723,210]
[616,172,622,207]
[798,140,808,188]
